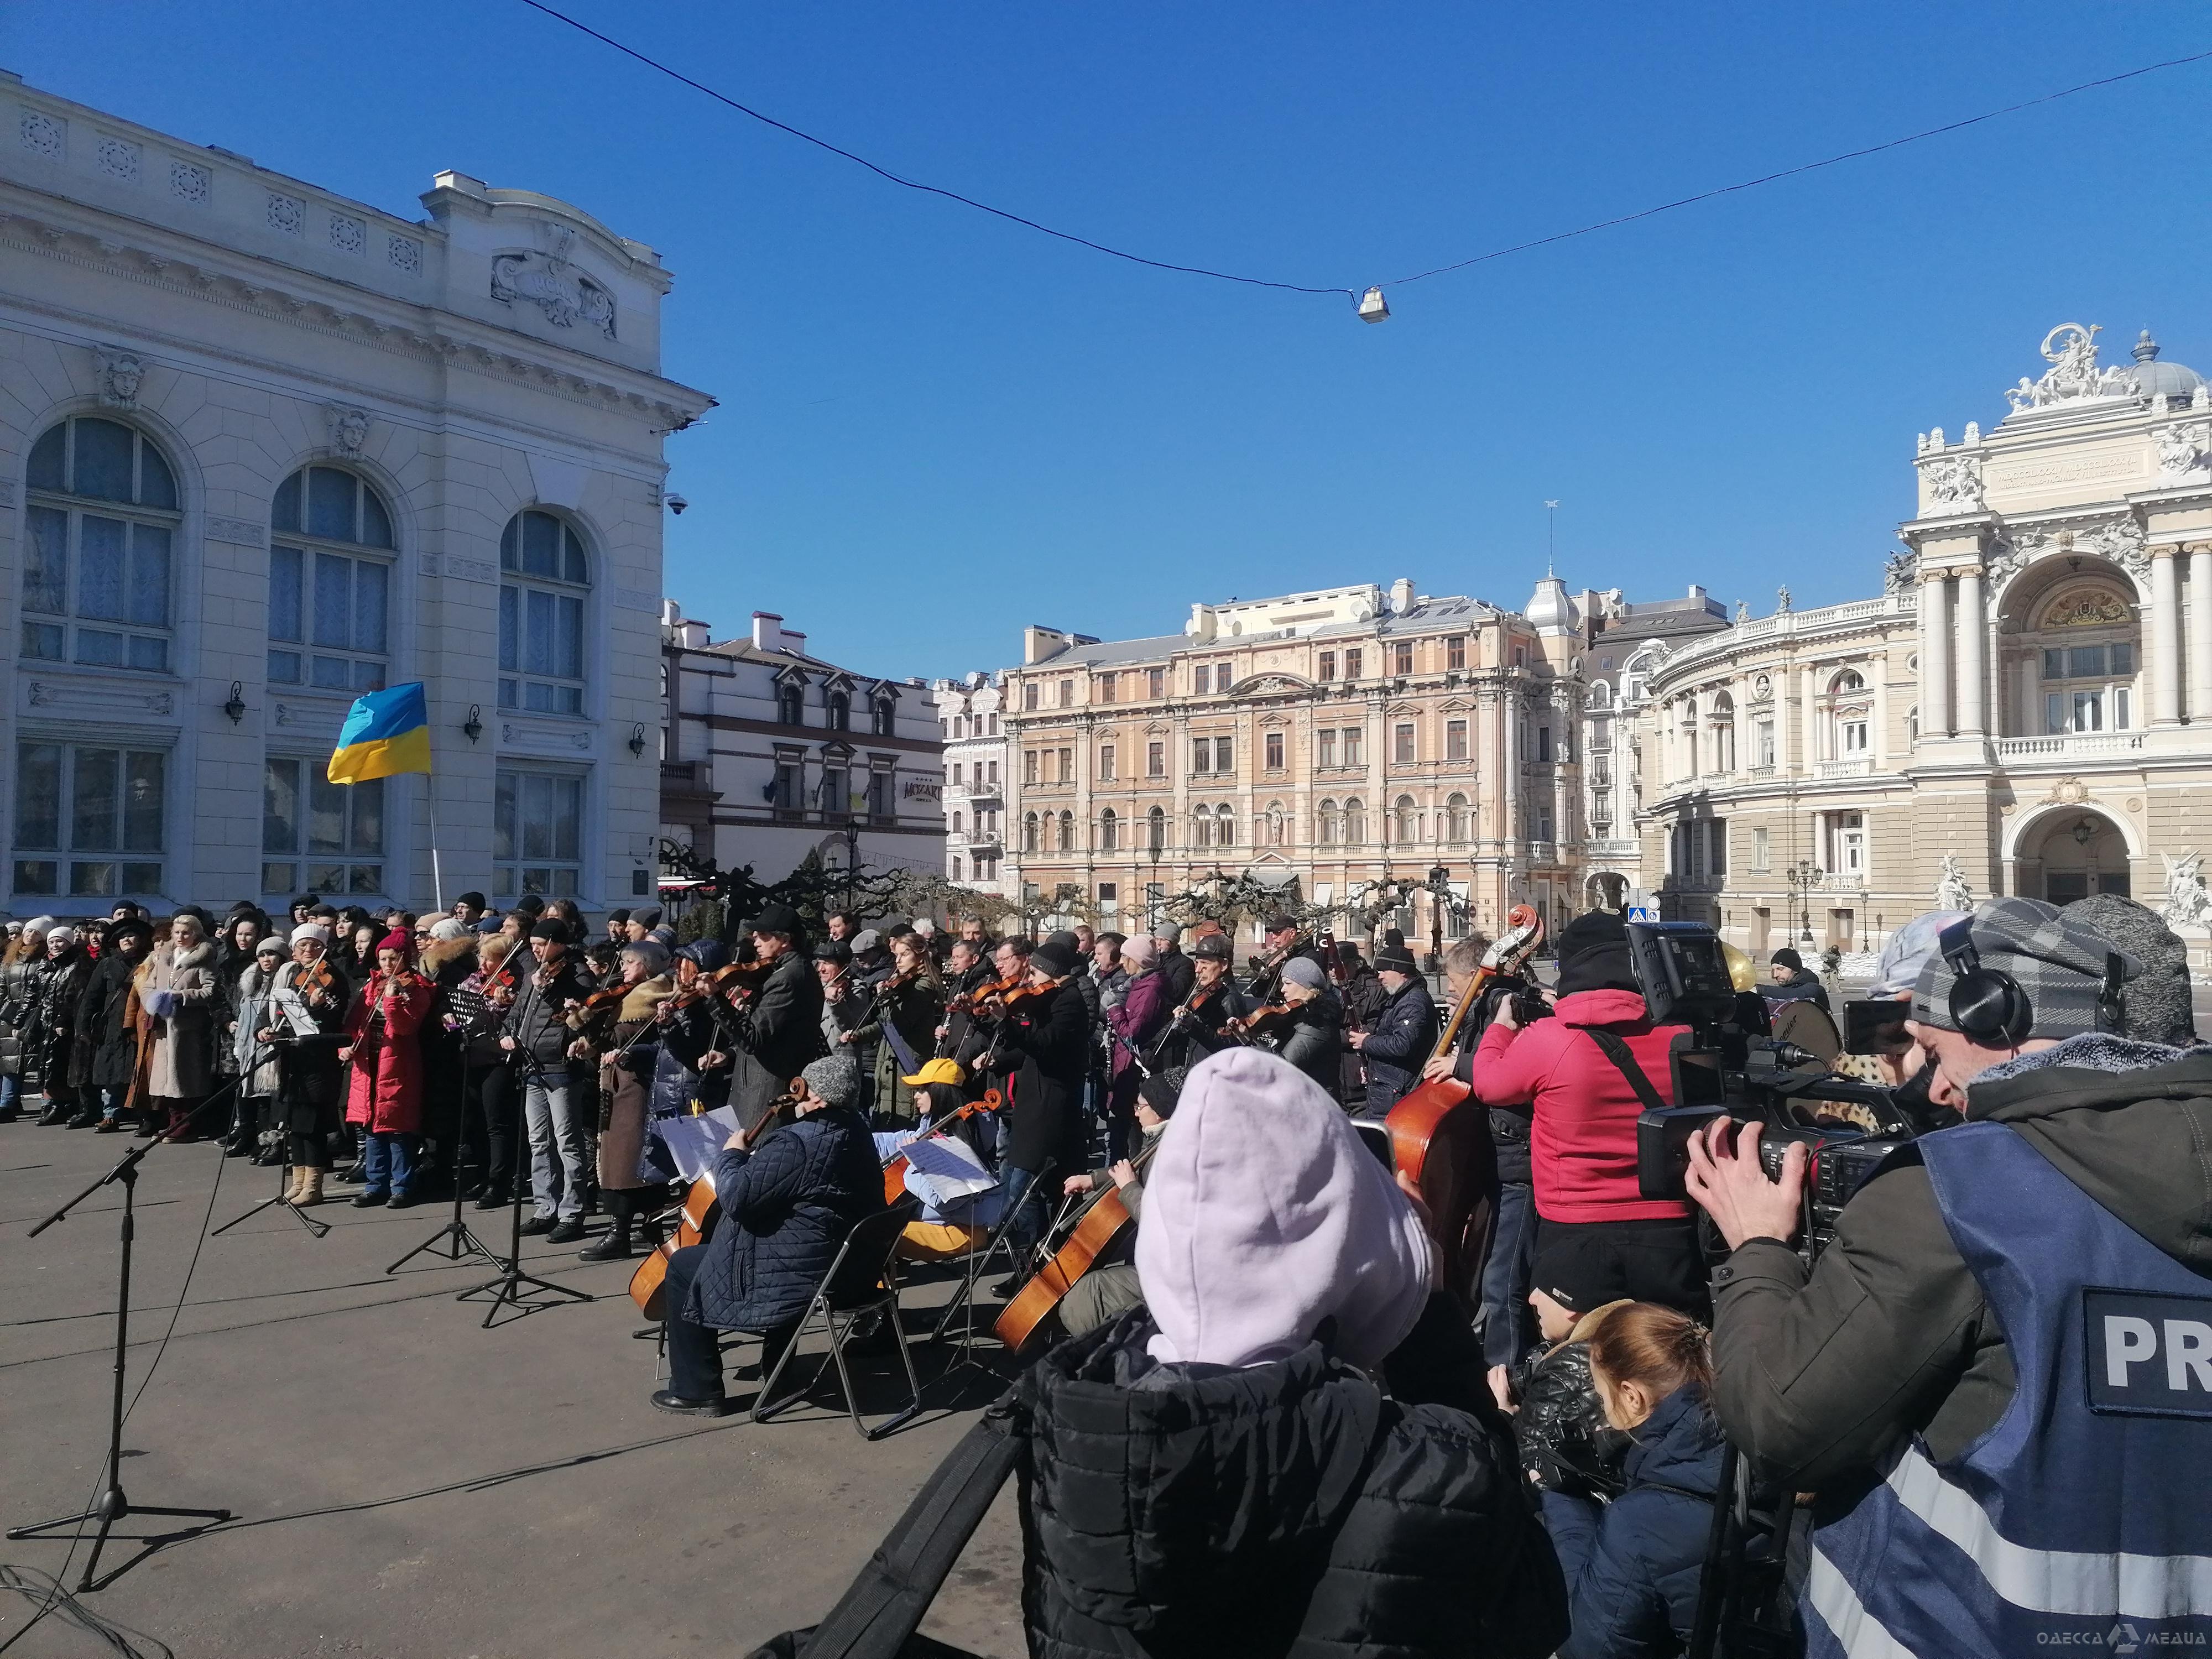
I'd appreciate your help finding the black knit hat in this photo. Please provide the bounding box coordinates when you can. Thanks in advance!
[1032,940,1079,978]
[1374,938,1418,974]
[1771,947,1806,973]
[1139,1065,1188,1119]
[1557,909,1638,997]
[529,918,573,946]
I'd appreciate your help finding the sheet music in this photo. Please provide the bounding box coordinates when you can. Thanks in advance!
[269,986,321,1039]
[656,1106,741,1183]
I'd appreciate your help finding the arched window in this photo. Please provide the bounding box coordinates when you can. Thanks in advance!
[1831,669,1866,696]
[24,415,180,672]
[268,465,395,691]
[1708,691,1737,773]
[1214,802,1235,849]
[1100,808,1119,851]
[1146,805,1166,851]
[1445,792,1470,844]
[872,696,895,737]
[951,855,964,881]
[1907,705,1920,743]
[826,689,851,732]
[1192,805,1213,848]
[498,509,588,714]
[1022,812,1040,853]
[1317,798,1338,846]
[1395,795,1420,844]
[776,682,804,726]
[1588,681,1610,708]
[1344,798,1367,845]
[1057,810,1074,852]
[951,811,964,834]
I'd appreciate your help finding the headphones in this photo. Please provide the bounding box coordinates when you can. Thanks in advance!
[1937,917,2124,1047]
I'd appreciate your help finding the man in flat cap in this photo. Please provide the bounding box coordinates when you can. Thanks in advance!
[1685,897,2212,1655]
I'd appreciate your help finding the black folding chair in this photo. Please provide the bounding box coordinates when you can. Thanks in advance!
[928,1161,1064,1350]
[754,1194,925,1439]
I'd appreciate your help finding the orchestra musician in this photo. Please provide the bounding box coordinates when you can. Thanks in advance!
[650,1053,884,1418]
[1345,935,1437,1116]
[1230,956,1343,1099]
[1244,912,1332,1001]
[258,922,352,1208]
[1100,936,1168,1160]
[852,932,941,1126]
[989,936,1090,1282]
[571,938,675,1262]
[337,928,435,1208]
[722,903,825,1133]
[497,919,599,1244]
[1052,1065,1182,1337]
[1162,933,1249,1065]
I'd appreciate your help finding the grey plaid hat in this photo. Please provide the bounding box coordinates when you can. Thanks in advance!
[1911,896,2141,1042]
[800,1052,863,1110]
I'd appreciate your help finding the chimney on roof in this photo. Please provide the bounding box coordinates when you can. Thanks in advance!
[1390,577,1416,614]
[1187,604,1218,643]
[1025,625,1073,665]
[752,612,788,651]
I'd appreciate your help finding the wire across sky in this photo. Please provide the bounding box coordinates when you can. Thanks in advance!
[515,0,2212,306]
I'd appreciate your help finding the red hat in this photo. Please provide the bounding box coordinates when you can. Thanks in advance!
[376,928,413,957]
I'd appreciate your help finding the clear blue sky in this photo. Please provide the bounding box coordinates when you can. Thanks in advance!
[11,3,2211,680]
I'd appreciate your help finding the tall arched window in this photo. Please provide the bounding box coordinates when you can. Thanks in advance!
[1022,811,1040,853]
[1344,798,1367,845]
[24,415,179,672]
[1099,807,1119,851]
[871,695,895,736]
[1057,810,1074,852]
[1395,795,1420,844]
[1444,792,1470,844]
[1708,691,1736,774]
[1146,805,1166,851]
[1192,805,1213,848]
[268,465,395,691]
[827,689,851,732]
[776,682,804,726]
[1214,802,1235,849]
[1317,799,1338,846]
[498,509,588,714]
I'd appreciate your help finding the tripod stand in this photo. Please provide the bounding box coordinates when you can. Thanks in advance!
[210,1032,328,1240]
[456,981,592,1328]
[8,1134,231,1590]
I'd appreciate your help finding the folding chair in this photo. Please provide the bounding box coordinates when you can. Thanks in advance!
[754,1193,926,1439]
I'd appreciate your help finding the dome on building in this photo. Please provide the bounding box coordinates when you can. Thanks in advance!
[2129,331,2204,404]
[1525,573,1579,635]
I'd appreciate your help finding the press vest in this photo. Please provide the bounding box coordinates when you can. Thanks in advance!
[1804,1121,2212,1657]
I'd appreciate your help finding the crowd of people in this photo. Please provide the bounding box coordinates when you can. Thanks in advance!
[9,881,2207,1657]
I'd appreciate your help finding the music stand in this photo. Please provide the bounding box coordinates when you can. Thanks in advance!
[385,1054,502,1275]
[210,1031,328,1240]
[455,980,592,1327]
[8,1123,232,1589]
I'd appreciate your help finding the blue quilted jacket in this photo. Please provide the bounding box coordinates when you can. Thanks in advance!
[682,1104,884,1334]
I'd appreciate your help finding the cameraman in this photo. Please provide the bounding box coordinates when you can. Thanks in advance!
[1685,897,2212,1655]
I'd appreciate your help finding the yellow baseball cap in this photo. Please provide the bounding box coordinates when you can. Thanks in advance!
[900,1057,967,1088]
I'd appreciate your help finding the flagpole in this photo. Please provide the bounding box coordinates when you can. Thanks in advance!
[427,775,445,912]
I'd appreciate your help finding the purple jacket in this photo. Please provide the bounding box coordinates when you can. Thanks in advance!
[1106,968,1170,1079]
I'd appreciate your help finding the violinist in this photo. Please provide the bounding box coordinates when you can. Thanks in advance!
[1232,956,1343,1100]
[337,929,435,1208]
[498,919,598,1244]
[1100,936,1167,1160]
[1244,913,1331,1001]
[852,932,940,1126]
[815,941,875,1111]
[259,922,352,1207]
[722,903,825,1133]
[933,937,995,1082]
[573,938,674,1262]
[990,937,1090,1280]
[447,932,520,1208]
[1161,933,1249,1066]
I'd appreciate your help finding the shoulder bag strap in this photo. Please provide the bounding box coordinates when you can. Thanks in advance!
[1583,1027,1668,1115]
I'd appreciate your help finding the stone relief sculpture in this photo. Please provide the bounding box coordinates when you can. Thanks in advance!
[2156,421,2210,484]
[1922,452,1985,512]
[95,346,143,409]
[325,402,371,457]
[2004,322,2140,412]
[1885,551,1919,593]
[2161,851,2212,938]
[1935,852,1973,913]
[491,224,616,338]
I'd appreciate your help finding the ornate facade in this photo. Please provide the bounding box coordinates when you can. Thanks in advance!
[1637,323,2212,962]
[1001,577,1615,946]
[1,74,712,913]
[928,671,1011,896]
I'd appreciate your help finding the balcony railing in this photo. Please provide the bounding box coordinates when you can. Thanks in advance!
[1994,732,2147,760]
[1585,837,1641,859]
[1814,757,1874,779]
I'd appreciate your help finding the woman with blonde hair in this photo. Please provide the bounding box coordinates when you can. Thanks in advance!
[1539,1302,1728,1659]
[142,912,221,1141]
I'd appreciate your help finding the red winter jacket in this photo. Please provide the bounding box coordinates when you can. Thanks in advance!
[1465,988,1691,1224]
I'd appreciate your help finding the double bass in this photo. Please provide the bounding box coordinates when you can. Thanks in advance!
[1383,904,1546,1311]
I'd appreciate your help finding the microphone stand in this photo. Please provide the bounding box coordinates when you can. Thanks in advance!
[456,964,592,1328]
[8,1091,238,1589]
[388,981,503,1276]
[210,1022,328,1240]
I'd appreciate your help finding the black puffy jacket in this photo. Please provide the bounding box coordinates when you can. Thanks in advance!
[1018,1310,1568,1659]
[1358,977,1439,1116]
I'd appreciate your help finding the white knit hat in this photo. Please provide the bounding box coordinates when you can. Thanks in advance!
[290,922,332,946]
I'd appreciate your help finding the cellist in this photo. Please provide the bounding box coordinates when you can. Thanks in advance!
[1051,1066,1182,1337]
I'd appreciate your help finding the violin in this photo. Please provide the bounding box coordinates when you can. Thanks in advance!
[565,980,630,1030]
[878,1088,1003,1204]
[1228,999,1300,1048]
[1383,903,1546,1311]
[945,973,1021,1017]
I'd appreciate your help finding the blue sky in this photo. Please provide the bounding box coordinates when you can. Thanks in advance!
[11,3,2211,680]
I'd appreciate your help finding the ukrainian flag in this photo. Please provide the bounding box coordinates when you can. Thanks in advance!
[327,682,432,784]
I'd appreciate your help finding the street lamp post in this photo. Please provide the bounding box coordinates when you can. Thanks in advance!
[1784,859,1824,948]
[1425,863,1453,973]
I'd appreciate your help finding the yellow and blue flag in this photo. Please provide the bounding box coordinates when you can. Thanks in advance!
[327,682,432,784]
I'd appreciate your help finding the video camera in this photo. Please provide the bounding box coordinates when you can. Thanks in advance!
[1626,921,1916,1262]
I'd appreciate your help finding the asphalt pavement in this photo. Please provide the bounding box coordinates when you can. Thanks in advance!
[0,1123,1025,1657]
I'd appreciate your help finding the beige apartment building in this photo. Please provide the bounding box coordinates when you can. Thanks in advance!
[1001,576,1617,947]
[1637,322,2212,964]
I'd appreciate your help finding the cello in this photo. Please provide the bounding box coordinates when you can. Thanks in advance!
[1383,904,1546,1312]
[624,1090,797,1319]
[992,1135,1164,1355]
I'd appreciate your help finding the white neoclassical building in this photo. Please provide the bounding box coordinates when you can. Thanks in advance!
[927,670,1011,896]
[1636,322,2212,961]
[1,72,712,917]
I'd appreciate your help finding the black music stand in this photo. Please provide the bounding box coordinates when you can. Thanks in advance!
[385,1060,503,1274]
[456,990,592,1327]
[8,1125,232,1589]
[210,1032,327,1240]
